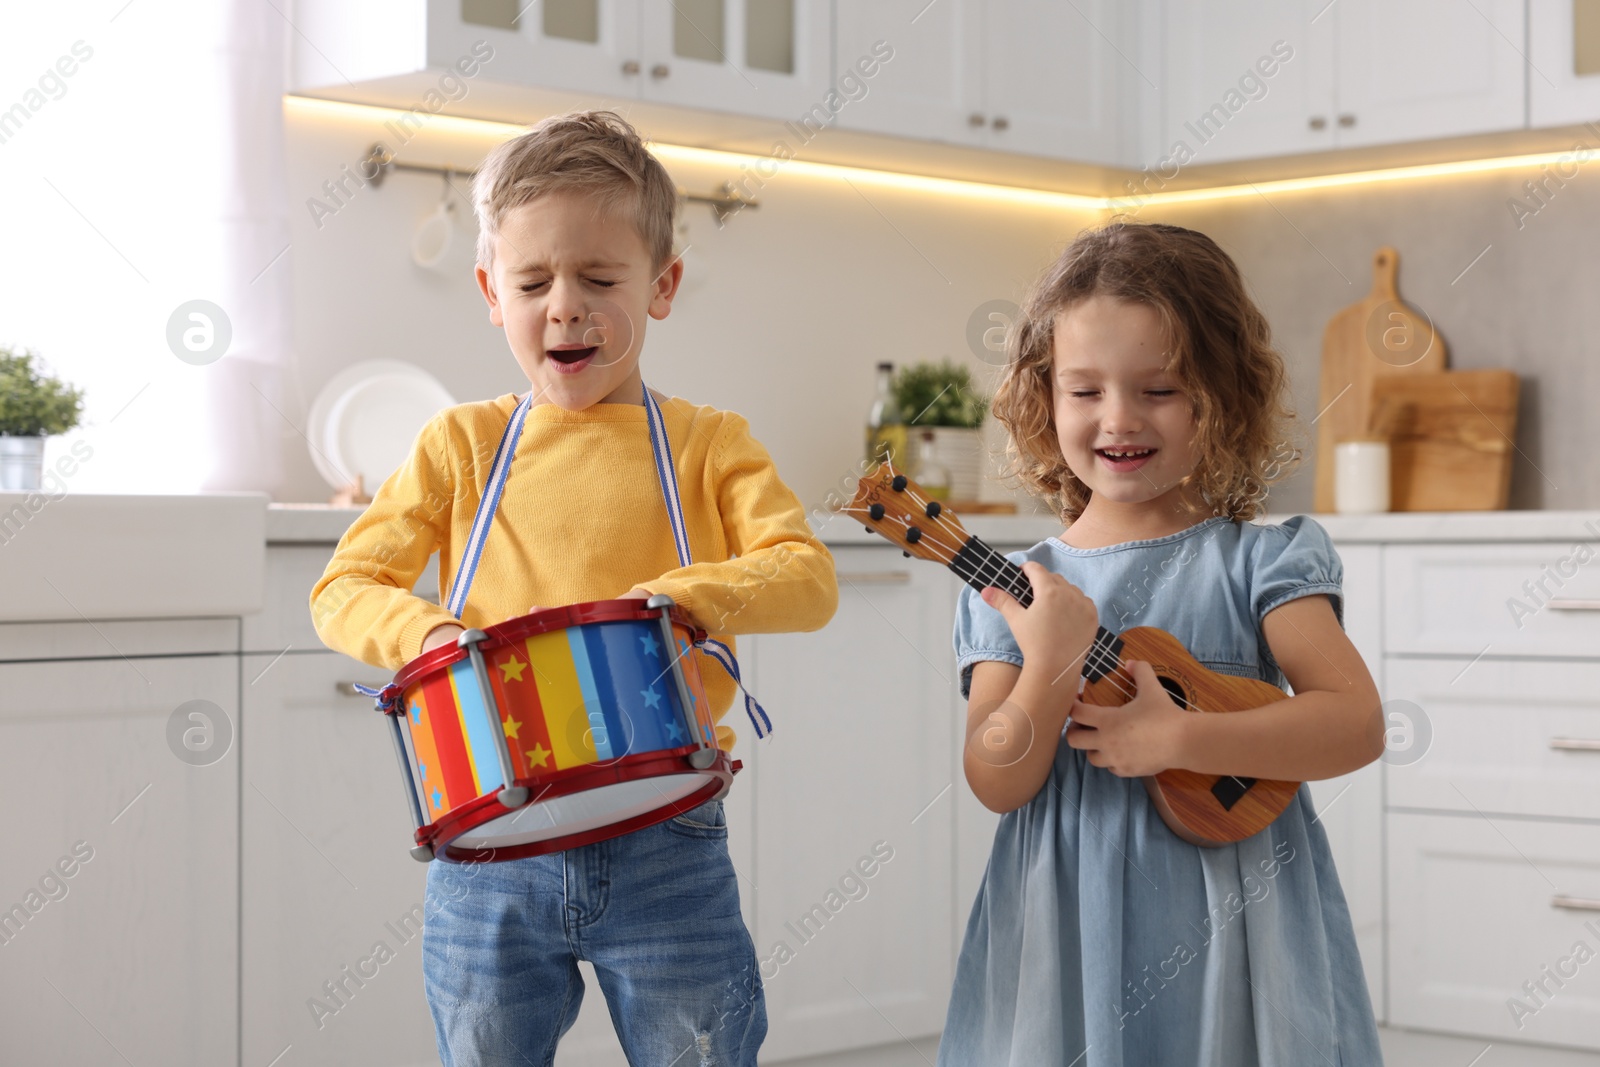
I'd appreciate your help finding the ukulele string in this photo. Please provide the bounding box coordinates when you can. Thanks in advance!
[852,485,1146,707]
[844,478,1139,697]
[851,472,1176,710]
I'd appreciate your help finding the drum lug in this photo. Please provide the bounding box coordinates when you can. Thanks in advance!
[687,748,717,770]
[648,594,720,766]
[410,843,435,863]
[497,785,530,809]
[645,593,676,611]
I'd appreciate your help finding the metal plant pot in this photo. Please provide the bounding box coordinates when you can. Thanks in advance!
[0,436,46,491]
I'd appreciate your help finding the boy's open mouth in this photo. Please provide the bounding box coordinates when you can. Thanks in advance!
[547,345,598,373]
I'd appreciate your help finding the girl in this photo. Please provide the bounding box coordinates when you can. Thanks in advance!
[941,220,1385,1066]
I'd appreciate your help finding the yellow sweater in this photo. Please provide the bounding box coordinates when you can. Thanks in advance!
[310,391,839,747]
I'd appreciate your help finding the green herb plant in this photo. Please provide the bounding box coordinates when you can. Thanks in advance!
[893,360,989,429]
[0,346,85,437]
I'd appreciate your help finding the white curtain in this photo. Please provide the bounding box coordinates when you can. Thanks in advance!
[0,1,292,495]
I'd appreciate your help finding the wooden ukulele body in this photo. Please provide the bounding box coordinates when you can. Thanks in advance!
[1087,627,1299,846]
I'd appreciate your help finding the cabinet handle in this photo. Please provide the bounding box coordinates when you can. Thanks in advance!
[621,60,640,75]
[968,112,986,127]
[1547,598,1600,611]
[335,681,385,699]
[991,115,1009,131]
[1308,116,1327,130]
[1338,113,1356,127]
[1552,895,1600,912]
[1550,737,1600,751]
[838,571,913,584]
[651,63,670,78]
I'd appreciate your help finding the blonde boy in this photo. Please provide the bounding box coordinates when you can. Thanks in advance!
[310,110,837,1065]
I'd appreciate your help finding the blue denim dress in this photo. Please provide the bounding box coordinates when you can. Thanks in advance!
[939,516,1383,1067]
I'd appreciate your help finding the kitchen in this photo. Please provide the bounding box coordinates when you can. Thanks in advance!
[1,1,1599,1064]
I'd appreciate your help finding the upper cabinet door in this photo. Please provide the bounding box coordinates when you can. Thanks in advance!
[444,0,643,97]
[1530,0,1600,126]
[1161,0,1336,164]
[1334,0,1527,148]
[635,0,832,119]
[833,0,985,146]
[981,0,1138,164]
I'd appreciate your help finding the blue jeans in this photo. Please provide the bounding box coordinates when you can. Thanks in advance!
[421,798,766,1066]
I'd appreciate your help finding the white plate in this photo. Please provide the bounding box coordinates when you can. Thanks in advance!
[307,360,455,492]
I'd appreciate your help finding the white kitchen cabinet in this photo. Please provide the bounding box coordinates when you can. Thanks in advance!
[740,546,958,1062]
[0,639,239,1067]
[1335,0,1527,148]
[1531,0,1600,126]
[1308,541,1386,1023]
[836,0,1140,165]
[297,1,830,123]
[240,649,443,1067]
[832,0,984,146]
[1160,0,1335,163]
[634,0,832,118]
[1385,656,1600,822]
[1389,811,1600,1049]
[1162,0,1526,164]
[1382,540,1600,658]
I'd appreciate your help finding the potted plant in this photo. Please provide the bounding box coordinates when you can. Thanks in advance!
[893,360,989,502]
[0,346,85,492]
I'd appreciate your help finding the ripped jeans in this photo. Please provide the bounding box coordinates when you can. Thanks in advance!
[422,798,766,1066]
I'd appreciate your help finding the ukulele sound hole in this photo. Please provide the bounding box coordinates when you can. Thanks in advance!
[1158,675,1188,710]
[1211,774,1257,811]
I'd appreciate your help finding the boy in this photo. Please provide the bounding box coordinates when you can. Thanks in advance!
[310,109,838,1066]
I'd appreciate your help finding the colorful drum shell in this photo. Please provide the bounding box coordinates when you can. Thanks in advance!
[390,600,721,860]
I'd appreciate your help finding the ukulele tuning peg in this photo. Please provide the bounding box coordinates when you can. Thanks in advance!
[906,527,922,544]
[924,501,941,518]
[869,503,885,520]
[891,475,908,491]
[902,550,911,558]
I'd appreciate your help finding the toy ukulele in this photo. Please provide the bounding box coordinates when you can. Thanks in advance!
[844,462,1299,846]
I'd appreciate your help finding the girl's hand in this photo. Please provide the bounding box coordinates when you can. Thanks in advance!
[979,560,1099,690]
[1064,659,1190,777]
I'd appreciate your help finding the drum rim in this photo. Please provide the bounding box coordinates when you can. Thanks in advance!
[392,597,704,690]
[425,748,738,863]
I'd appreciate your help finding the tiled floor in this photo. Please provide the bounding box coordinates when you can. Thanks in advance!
[772,1028,1600,1066]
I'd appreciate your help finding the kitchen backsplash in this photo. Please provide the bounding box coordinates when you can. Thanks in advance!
[280,105,1598,519]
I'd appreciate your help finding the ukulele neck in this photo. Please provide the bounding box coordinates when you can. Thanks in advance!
[948,533,1125,683]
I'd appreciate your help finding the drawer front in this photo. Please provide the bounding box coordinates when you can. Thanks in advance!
[1389,812,1600,1049]
[1384,541,1600,657]
[247,545,439,653]
[1386,657,1600,821]
[0,618,237,661]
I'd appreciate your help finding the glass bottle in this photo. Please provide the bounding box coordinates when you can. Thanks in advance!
[865,361,907,471]
[915,430,952,501]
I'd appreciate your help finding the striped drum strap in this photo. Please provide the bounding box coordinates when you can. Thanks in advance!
[416,382,771,739]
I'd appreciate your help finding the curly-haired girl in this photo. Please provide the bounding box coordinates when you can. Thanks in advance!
[940,220,1385,1066]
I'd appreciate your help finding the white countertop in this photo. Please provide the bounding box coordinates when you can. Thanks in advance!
[266,502,1600,547]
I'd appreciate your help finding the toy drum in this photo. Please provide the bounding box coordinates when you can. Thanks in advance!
[377,594,738,863]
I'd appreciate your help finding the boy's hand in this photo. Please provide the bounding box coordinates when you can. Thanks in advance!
[421,622,465,653]
[979,560,1099,692]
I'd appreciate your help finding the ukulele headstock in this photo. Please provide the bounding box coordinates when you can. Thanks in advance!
[842,460,970,567]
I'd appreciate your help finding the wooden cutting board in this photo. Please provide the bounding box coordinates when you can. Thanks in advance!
[1370,369,1519,511]
[1313,247,1449,512]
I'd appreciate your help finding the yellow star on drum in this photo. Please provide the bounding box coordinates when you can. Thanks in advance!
[527,742,551,768]
[503,716,522,740]
[499,655,527,683]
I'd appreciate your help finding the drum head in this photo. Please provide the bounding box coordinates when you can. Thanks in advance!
[451,772,717,850]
